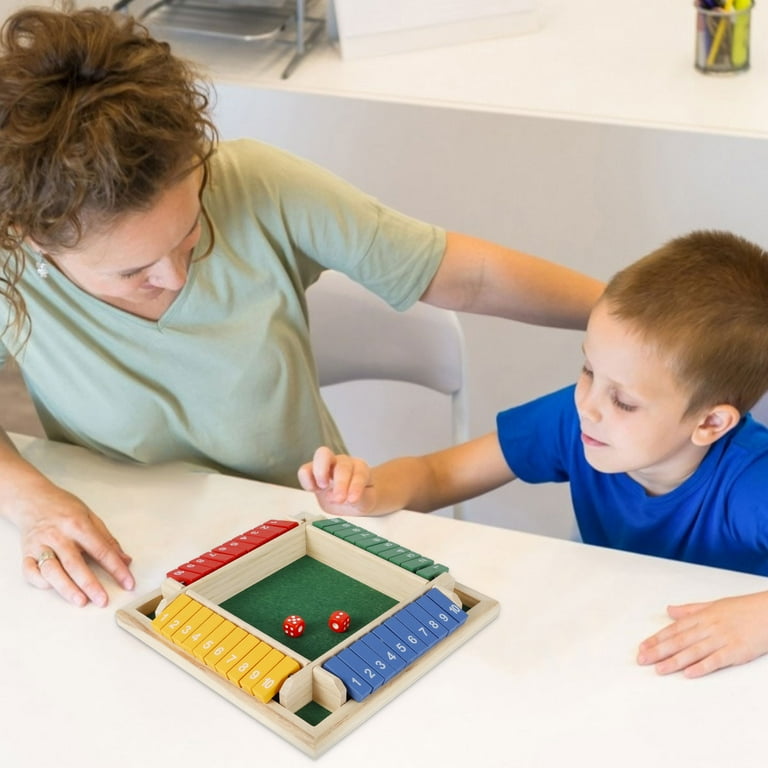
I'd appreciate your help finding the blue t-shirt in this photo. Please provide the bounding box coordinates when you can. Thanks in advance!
[497,385,768,576]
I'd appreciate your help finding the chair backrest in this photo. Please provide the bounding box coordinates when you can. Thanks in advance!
[307,270,469,517]
[752,391,768,427]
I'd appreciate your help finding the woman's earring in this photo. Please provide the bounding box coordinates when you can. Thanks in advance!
[35,255,49,279]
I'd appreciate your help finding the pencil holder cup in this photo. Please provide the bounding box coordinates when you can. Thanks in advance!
[695,1,754,74]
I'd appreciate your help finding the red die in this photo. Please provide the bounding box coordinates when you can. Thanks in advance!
[283,615,305,638]
[328,610,351,633]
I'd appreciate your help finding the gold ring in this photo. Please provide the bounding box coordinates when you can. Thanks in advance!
[37,550,58,568]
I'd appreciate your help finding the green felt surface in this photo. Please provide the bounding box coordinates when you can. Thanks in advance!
[220,556,397,660]
[294,700,331,726]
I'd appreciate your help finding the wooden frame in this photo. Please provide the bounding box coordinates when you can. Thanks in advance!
[116,514,499,757]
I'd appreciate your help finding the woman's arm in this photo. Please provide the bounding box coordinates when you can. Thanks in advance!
[423,231,604,329]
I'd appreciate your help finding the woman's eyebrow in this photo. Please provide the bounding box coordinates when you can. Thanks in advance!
[117,209,201,275]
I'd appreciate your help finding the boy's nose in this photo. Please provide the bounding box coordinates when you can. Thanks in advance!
[576,390,602,424]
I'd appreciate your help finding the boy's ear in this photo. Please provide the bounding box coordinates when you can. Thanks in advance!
[691,404,741,447]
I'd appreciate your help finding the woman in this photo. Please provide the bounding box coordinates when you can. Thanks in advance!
[0,5,603,607]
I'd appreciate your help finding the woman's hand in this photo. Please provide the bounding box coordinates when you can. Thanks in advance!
[298,446,380,516]
[637,591,768,677]
[11,476,134,607]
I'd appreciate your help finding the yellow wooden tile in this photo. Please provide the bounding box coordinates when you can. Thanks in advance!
[214,633,260,676]
[192,619,238,661]
[180,612,225,652]
[240,648,285,695]
[203,625,248,668]
[226,640,272,684]
[171,605,212,645]
[151,594,192,632]
[159,598,203,639]
[249,656,301,703]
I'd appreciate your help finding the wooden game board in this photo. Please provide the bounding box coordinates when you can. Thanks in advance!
[116,513,499,758]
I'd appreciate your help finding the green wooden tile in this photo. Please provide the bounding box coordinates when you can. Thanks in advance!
[386,549,417,564]
[312,518,344,530]
[366,541,398,555]
[415,563,449,579]
[333,525,367,540]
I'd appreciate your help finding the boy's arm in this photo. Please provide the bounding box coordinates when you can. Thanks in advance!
[298,432,515,516]
[637,591,768,677]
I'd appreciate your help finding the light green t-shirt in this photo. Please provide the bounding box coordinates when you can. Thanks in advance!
[2,140,445,486]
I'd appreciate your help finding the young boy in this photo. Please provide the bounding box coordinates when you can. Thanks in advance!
[299,230,768,678]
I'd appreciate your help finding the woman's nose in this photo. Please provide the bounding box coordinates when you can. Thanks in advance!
[148,255,188,290]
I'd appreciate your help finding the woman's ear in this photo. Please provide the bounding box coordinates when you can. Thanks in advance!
[691,404,741,447]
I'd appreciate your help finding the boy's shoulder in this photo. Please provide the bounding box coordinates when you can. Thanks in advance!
[730,413,768,453]
[710,416,768,523]
[715,414,768,488]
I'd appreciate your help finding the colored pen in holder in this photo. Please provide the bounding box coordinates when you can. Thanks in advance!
[695,0,754,74]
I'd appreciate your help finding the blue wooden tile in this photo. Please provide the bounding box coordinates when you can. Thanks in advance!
[403,601,449,639]
[358,634,407,676]
[322,655,373,702]
[383,616,429,657]
[337,648,385,691]
[371,624,418,664]
[414,594,461,633]
[424,588,468,626]
[394,607,440,649]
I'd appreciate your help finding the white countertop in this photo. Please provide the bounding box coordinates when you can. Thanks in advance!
[2,434,768,767]
[159,0,768,139]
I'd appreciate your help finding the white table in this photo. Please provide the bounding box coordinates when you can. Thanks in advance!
[2,434,767,767]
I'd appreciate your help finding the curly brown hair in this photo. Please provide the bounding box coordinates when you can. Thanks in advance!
[0,3,218,335]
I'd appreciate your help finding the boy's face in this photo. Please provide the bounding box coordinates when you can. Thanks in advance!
[574,301,707,494]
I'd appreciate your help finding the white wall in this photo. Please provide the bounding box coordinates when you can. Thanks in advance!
[211,85,768,538]
[0,0,39,18]
[4,0,763,537]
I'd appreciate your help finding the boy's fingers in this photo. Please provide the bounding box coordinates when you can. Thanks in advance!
[312,446,336,488]
[297,463,318,490]
[666,602,707,619]
[345,470,373,504]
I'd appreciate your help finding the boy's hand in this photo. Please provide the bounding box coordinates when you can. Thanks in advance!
[637,591,768,677]
[298,446,378,516]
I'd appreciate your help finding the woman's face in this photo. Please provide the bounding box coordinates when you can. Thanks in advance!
[45,167,204,315]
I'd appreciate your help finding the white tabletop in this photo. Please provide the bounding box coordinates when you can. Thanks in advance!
[162,0,768,139]
[2,433,767,767]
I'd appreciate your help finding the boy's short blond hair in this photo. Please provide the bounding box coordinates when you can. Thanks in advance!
[603,230,768,416]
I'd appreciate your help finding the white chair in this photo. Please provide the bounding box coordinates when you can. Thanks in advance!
[307,270,469,518]
[752,391,768,426]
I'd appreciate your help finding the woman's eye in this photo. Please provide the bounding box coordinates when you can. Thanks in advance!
[119,269,143,280]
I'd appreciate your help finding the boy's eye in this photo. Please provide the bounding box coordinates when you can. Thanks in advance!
[580,364,594,378]
[611,394,637,413]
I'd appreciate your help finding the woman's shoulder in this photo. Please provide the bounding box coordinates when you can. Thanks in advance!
[211,139,321,178]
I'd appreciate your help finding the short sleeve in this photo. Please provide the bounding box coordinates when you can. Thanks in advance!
[209,140,446,311]
[496,385,579,484]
